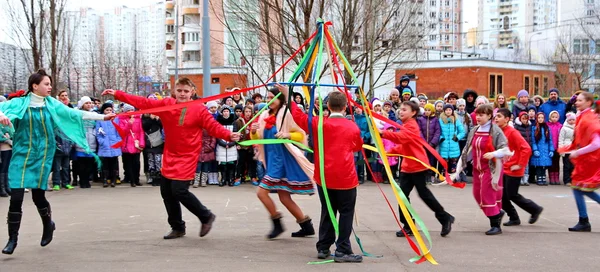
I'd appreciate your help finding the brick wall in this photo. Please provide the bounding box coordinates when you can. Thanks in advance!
[396,64,577,100]
[169,73,248,97]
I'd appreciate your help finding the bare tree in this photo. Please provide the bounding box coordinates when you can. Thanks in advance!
[553,30,594,91]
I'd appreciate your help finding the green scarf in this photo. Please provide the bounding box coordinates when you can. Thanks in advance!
[0,94,101,167]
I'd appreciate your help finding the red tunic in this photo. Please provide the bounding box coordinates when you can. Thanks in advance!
[472,131,503,216]
[500,125,531,177]
[115,91,232,181]
[381,118,429,173]
[564,109,600,191]
[289,102,362,190]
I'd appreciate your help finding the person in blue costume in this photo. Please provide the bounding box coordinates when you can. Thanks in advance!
[0,70,114,255]
[250,87,315,240]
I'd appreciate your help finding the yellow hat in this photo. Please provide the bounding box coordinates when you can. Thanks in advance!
[424,103,435,112]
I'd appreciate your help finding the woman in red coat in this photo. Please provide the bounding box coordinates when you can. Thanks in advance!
[559,92,600,232]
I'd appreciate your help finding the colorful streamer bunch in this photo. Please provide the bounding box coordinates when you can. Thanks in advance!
[108,19,464,265]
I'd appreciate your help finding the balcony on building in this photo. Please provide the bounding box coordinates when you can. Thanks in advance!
[166,18,174,25]
[166,49,175,58]
[182,61,202,68]
[183,42,201,51]
[166,33,175,42]
[166,0,174,10]
[183,3,200,15]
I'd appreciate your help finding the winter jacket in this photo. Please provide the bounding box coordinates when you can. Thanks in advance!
[547,121,562,150]
[382,118,429,173]
[463,89,478,114]
[216,114,238,163]
[533,95,545,112]
[142,114,164,153]
[387,109,398,122]
[354,113,371,143]
[395,75,416,97]
[559,122,574,149]
[531,126,554,167]
[417,115,441,147]
[438,114,466,159]
[54,129,73,155]
[512,102,534,121]
[95,118,123,157]
[540,98,567,124]
[501,125,531,177]
[515,122,533,147]
[75,118,98,157]
[199,129,216,162]
[114,91,232,181]
[378,136,399,166]
[456,110,473,138]
[234,116,252,150]
[118,115,145,154]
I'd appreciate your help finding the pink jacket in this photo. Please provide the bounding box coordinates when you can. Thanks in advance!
[547,121,562,150]
[119,115,146,154]
[378,138,399,166]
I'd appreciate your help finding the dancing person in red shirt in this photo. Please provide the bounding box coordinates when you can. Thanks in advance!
[281,86,363,263]
[495,108,543,227]
[380,101,455,238]
[102,78,240,240]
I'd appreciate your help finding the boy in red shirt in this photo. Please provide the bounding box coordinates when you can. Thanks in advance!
[496,109,543,226]
[280,85,363,263]
[380,101,454,238]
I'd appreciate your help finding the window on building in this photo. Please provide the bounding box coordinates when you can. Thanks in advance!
[430,35,437,41]
[596,40,600,54]
[185,32,200,43]
[431,0,436,5]
[595,63,600,78]
[166,25,174,33]
[184,51,201,61]
[445,0,450,5]
[382,40,389,48]
[582,39,590,54]
[543,76,549,96]
[431,23,436,29]
[587,10,595,16]
[445,12,449,18]
[574,39,581,54]
[524,75,530,92]
[431,12,436,18]
[193,0,199,4]
[534,76,540,95]
[445,35,449,41]
[489,74,503,98]
[445,23,449,30]
[354,35,359,44]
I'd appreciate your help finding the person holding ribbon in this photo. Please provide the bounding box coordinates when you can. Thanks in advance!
[102,77,240,240]
[380,101,455,238]
[1,69,113,255]
[558,92,600,232]
[250,87,315,240]
[453,104,512,235]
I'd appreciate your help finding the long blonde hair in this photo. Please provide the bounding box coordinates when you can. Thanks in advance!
[493,94,507,109]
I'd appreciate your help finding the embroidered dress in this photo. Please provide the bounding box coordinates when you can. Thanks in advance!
[260,125,314,195]
[471,131,503,216]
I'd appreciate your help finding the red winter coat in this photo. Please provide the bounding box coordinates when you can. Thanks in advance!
[115,91,232,181]
[118,115,145,154]
[199,129,216,162]
[289,102,363,190]
[501,125,531,177]
[382,118,429,173]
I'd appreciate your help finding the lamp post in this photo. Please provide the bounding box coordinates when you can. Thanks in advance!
[528,32,542,63]
[202,0,211,96]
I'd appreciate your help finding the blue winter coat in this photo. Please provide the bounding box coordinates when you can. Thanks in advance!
[387,109,397,122]
[530,126,554,167]
[354,113,371,143]
[438,115,466,159]
[95,118,123,157]
[540,99,567,124]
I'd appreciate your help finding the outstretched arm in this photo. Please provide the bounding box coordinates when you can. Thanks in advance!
[197,106,236,142]
[109,90,168,110]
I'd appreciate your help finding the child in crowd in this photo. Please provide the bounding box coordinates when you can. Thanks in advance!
[559,112,576,186]
[418,103,441,184]
[547,111,563,185]
[119,104,145,187]
[515,112,534,186]
[216,106,238,186]
[438,104,466,176]
[531,112,554,186]
[353,107,370,184]
[434,100,444,117]
[95,103,122,188]
[378,124,399,184]
[195,129,217,187]
[75,97,99,188]
[455,99,472,182]
[207,101,219,119]
[384,101,397,122]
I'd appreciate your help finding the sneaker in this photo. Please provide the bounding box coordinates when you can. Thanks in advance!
[396,227,413,237]
[65,184,74,190]
[333,251,363,263]
[116,178,121,185]
[233,180,241,186]
[252,180,260,186]
[317,249,331,259]
[53,185,60,191]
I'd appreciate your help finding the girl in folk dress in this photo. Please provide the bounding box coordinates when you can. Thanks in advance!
[558,92,600,232]
[250,87,315,239]
[1,70,111,255]
[453,105,512,235]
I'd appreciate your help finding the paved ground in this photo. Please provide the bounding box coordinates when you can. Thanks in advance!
[0,181,598,272]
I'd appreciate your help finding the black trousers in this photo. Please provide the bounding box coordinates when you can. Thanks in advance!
[316,185,356,254]
[398,171,450,226]
[9,189,49,213]
[101,157,119,181]
[122,153,141,185]
[563,155,574,184]
[502,175,541,221]
[160,177,212,231]
[236,148,256,180]
[77,157,96,187]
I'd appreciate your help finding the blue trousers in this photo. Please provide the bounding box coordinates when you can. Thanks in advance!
[573,189,600,218]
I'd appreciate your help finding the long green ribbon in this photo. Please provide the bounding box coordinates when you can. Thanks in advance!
[237,139,313,153]
[237,92,281,133]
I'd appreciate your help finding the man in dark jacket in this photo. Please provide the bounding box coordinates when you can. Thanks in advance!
[462,89,478,114]
[539,88,567,123]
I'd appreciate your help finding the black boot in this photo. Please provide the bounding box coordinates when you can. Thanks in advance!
[0,175,8,197]
[267,213,285,239]
[38,207,55,247]
[291,216,315,237]
[2,212,22,255]
[438,213,455,237]
[151,172,162,187]
[568,217,591,232]
[228,166,236,187]
[102,171,110,188]
[396,226,414,237]
[485,211,504,235]
[3,174,10,196]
